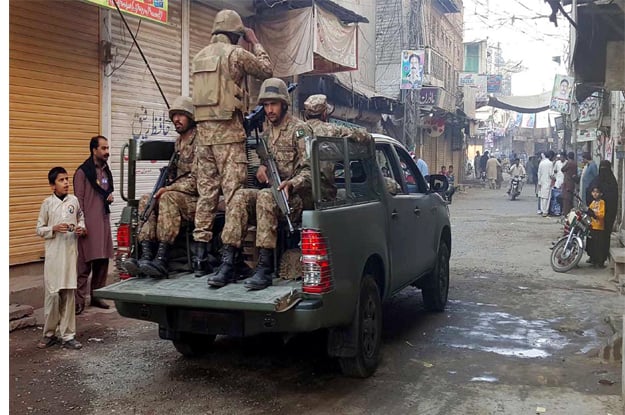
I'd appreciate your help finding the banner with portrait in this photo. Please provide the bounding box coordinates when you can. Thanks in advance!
[400,49,425,90]
[549,74,574,114]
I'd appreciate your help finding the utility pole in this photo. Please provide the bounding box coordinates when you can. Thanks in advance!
[402,0,424,155]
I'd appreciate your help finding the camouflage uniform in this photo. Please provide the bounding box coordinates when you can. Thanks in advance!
[192,33,273,244]
[303,94,373,195]
[221,113,313,249]
[138,128,198,244]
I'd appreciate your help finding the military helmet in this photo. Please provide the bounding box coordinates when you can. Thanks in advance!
[304,94,334,117]
[212,10,245,37]
[168,96,194,122]
[257,78,290,106]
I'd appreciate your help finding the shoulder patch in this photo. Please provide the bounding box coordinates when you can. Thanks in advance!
[295,129,305,138]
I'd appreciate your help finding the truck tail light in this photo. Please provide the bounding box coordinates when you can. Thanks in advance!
[301,229,333,294]
[116,224,131,280]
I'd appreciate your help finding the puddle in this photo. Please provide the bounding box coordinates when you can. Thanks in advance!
[439,301,569,359]
[470,375,498,383]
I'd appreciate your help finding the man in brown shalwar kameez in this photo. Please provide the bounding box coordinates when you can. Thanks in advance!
[73,135,114,314]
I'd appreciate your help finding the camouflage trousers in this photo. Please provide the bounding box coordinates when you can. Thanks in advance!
[221,188,303,249]
[138,191,197,244]
[193,140,247,243]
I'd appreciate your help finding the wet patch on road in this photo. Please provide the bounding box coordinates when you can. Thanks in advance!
[438,300,569,358]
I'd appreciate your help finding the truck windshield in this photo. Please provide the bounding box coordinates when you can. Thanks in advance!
[311,137,382,209]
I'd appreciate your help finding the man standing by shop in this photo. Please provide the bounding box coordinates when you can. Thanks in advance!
[74,135,114,314]
[560,151,578,215]
[122,96,199,278]
[191,9,273,276]
[211,78,313,290]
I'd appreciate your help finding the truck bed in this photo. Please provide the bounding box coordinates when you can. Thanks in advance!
[94,273,302,313]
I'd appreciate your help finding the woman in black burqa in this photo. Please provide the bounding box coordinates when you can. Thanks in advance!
[585,160,618,267]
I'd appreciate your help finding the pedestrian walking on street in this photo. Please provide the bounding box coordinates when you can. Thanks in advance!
[486,154,500,189]
[73,135,114,315]
[474,151,481,179]
[190,9,273,276]
[537,150,554,217]
[36,167,86,349]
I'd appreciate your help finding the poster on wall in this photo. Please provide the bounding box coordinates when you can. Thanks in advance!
[578,92,601,124]
[549,74,574,114]
[400,49,425,90]
[85,0,168,24]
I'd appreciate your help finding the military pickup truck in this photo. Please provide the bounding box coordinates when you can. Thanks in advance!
[95,133,451,378]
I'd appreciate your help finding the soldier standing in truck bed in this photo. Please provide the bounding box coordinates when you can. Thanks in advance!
[191,9,273,276]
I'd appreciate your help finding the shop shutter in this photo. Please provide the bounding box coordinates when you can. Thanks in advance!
[189,3,218,91]
[108,0,183,236]
[9,1,100,265]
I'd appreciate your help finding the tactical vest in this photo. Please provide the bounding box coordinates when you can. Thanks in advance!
[192,42,243,122]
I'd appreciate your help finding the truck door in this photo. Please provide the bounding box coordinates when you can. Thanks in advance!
[376,143,420,289]
[394,145,442,277]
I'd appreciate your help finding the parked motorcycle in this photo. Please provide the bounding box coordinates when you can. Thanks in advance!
[550,196,592,272]
[508,175,525,200]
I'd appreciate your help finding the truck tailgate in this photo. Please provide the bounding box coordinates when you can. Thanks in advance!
[94,273,302,313]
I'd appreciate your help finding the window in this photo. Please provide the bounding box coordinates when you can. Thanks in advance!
[464,43,480,73]
[395,146,428,194]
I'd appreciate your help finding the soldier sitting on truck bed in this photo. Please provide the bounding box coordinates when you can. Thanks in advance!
[122,96,200,278]
[208,78,321,290]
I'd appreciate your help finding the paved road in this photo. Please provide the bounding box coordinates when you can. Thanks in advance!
[10,184,623,414]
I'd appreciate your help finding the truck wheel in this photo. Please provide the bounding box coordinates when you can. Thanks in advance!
[422,241,450,312]
[172,333,216,358]
[338,275,382,378]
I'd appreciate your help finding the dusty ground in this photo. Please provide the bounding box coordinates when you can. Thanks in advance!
[9,182,624,415]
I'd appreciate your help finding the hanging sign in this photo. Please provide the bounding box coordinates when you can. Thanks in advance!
[85,0,168,24]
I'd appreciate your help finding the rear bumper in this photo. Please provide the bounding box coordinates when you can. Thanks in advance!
[115,297,325,336]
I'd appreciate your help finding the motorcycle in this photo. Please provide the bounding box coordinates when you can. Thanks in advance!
[508,175,525,200]
[480,170,487,183]
[550,195,592,272]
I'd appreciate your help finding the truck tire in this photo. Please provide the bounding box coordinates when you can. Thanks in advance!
[422,241,450,312]
[338,275,382,378]
[172,333,216,358]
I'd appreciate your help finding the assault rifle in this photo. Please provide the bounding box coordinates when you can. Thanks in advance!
[244,83,298,233]
[256,135,294,233]
[140,150,179,222]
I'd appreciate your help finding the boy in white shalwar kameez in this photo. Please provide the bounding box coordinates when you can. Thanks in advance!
[36,167,86,349]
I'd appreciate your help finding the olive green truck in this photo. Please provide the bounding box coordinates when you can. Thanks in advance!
[95,133,452,378]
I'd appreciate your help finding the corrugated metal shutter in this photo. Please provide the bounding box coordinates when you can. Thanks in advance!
[108,0,183,234]
[9,1,100,265]
[189,3,218,91]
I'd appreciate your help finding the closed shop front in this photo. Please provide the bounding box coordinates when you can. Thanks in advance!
[107,0,183,228]
[9,0,101,265]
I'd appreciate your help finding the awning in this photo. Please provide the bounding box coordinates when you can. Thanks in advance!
[487,91,552,113]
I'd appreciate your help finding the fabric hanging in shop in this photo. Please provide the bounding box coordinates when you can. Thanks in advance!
[255,4,357,77]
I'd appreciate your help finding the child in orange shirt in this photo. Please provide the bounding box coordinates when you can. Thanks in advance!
[586,186,606,268]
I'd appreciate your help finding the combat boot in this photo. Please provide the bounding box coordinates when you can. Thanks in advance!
[140,242,170,278]
[123,240,154,276]
[244,248,274,290]
[207,245,236,288]
[192,241,210,277]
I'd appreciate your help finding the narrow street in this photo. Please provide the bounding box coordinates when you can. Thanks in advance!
[10,184,623,415]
